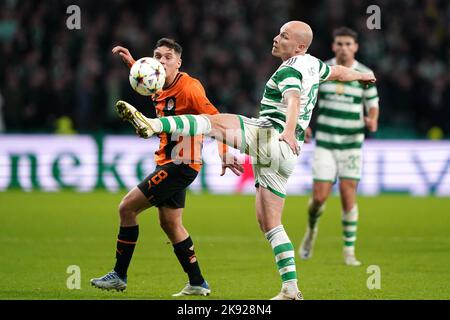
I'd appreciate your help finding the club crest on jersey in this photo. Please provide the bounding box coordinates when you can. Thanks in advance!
[336,83,345,95]
[165,97,176,111]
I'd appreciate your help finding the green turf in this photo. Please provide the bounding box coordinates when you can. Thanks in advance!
[0,191,449,300]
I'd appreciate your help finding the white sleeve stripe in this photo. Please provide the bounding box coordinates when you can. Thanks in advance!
[281,87,301,97]
[319,64,331,81]
[364,87,378,96]
[278,77,302,89]
[364,100,379,108]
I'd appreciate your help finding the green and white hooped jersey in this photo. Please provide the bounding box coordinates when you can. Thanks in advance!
[316,58,379,150]
[259,54,331,142]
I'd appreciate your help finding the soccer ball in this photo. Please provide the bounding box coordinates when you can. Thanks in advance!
[129,57,166,96]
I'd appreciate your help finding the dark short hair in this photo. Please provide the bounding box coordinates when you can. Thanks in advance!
[332,27,358,42]
[155,38,183,55]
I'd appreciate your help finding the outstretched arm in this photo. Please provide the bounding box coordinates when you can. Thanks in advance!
[215,135,244,177]
[220,149,244,177]
[112,46,136,68]
[328,65,376,85]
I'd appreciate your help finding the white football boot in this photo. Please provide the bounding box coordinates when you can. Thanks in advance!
[344,253,362,266]
[270,288,304,300]
[298,227,318,260]
[172,281,211,297]
[115,100,158,138]
[90,270,127,291]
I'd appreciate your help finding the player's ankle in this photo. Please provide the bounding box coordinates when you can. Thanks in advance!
[282,280,299,294]
[149,118,162,132]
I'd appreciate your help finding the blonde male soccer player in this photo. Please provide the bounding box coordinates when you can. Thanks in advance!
[299,27,379,266]
[115,21,376,300]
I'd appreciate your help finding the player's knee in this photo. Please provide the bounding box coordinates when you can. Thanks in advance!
[256,217,264,231]
[312,194,327,207]
[208,115,227,132]
[255,214,273,233]
[205,114,217,125]
[159,217,180,233]
[118,199,136,220]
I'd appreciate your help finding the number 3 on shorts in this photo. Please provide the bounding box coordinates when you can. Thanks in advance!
[347,155,360,171]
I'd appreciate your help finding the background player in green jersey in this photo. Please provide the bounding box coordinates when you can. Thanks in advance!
[299,27,379,266]
[115,21,376,299]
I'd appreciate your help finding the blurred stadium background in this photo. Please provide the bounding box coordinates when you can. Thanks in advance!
[0,0,448,136]
[0,0,449,300]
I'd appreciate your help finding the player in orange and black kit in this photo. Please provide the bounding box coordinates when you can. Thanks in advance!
[90,38,243,296]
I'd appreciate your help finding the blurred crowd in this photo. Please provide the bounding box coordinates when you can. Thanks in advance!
[0,0,448,137]
[304,0,450,138]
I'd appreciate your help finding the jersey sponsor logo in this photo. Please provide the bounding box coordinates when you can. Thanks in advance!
[321,93,355,103]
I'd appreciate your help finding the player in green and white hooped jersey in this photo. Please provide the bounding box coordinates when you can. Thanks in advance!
[299,27,379,266]
[115,21,376,300]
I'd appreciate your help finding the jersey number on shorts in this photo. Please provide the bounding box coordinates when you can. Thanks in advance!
[148,170,169,188]
[347,155,360,171]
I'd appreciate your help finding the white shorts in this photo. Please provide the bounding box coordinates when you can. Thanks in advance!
[238,116,300,198]
[312,146,362,182]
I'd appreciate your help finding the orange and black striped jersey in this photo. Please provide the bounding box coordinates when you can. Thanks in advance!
[151,72,222,172]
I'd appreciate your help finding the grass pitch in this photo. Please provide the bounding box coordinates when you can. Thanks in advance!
[0,191,449,300]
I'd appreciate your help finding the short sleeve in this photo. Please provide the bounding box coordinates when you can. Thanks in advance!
[274,66,303,97]
[318,59,331,82]
[188,80,219,115]
[363,82,379,111]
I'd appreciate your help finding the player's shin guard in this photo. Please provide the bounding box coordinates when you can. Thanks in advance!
[342,205,358,256]
[173,236,205,286]
[156,115,212,136]
[114,225,139,279]
[265,225,298,292]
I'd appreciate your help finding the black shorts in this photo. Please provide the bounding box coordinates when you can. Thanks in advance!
[137,162,199,209]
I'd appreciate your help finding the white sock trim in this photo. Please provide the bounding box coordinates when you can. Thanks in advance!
[264,225,285,242]
[198,115,212,135]
[343,205,359,221]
